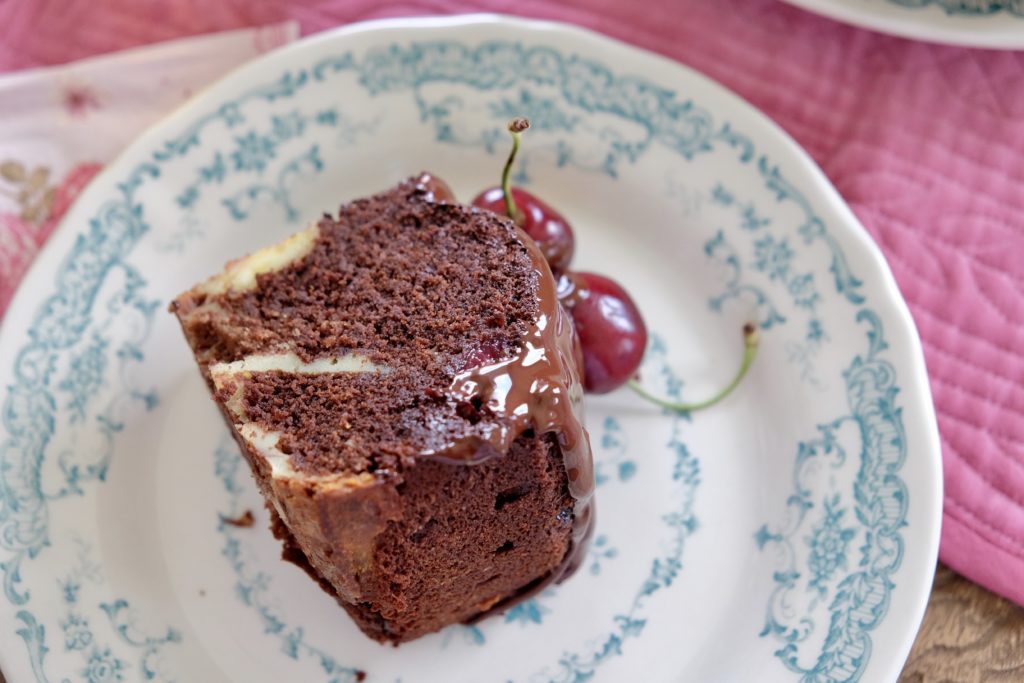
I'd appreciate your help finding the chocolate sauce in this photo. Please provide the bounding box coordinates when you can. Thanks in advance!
[422,211,596,591]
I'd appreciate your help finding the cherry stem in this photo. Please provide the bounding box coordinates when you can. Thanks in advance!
[502,117,530,221]
[628,323,760,413]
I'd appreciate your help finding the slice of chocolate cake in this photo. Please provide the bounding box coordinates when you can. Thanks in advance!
[171,174,594,644]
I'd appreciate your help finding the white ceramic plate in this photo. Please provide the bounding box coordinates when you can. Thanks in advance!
[0,15,942,683]
[781,0,1024,48]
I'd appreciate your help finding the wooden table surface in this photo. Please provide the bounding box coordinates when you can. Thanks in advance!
[900,564,1024,683]
[0,562,1019,682]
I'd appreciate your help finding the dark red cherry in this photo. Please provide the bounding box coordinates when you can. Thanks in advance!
[560,272,647,394]
[413,171,456,203]
[459,341,504,372]
[472,186,575,273]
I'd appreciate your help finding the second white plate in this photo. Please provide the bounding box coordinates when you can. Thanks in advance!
[782,0,1024,48]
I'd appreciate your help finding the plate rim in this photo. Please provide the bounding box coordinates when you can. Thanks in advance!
[780,0,1024,49]
[0,13,943,682]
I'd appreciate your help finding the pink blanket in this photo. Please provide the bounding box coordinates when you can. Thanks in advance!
[2,0,1022,606]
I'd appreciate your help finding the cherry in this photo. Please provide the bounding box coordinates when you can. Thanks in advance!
[472,187,575,273]
[472,117,575,273]
[469,117,760,406]
[459,341,504,372]
[564,270,760,405]
[560,272,647,394]
[413,171,455,203]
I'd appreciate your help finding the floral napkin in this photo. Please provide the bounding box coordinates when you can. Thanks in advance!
[0,22,298,318]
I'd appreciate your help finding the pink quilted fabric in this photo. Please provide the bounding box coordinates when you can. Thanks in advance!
[1,0,1022,605]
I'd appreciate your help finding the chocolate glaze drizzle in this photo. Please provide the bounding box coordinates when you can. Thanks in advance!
[416,177,596,598]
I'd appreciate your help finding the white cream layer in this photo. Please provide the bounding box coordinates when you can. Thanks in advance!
[210,351,386,379]
[197,223,319,296]
[212,351,386,483]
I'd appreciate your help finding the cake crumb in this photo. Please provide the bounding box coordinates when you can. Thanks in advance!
[355,671,366,682]
[221,510,255,528]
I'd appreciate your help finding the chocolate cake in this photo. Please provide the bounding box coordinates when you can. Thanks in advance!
[171,174,594,644]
